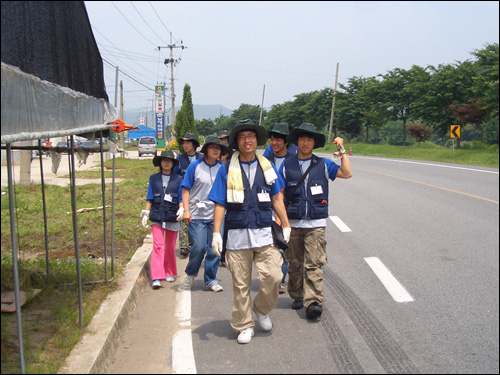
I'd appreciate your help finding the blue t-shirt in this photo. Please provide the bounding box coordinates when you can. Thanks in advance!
[181,158,223,220]
[262,143,298,158]
[278,156,340,228]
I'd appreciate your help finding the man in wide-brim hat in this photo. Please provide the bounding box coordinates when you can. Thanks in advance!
[279,122,352,321]
[228,119,268,150]
[176,132,204,258]
[286,122,326,149]
[208,118,291,345]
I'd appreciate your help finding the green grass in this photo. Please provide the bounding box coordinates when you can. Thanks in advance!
[1,158,152,374]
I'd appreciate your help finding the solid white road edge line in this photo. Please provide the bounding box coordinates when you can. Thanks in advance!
[329,215,352,232]
[172,289,197,374]
[364,257,414,303]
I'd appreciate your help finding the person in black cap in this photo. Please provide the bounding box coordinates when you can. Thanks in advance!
[208,119,291,344]
[180,136,229,293]
[278,123,352,320]
[141,151,184,289]
[217,129,231,163]
[175,132,203,258]
[265,123,296,294]
[263,125,298,158]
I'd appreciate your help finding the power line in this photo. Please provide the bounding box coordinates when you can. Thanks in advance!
[130,1,169,46]
[111,1,158,47]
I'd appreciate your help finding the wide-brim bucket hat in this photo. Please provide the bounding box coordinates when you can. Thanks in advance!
[201,136,230,155]
[217,129,230,139]
[268,122,291,139]
[153,150,180,167]
[181,132,200,149]
[287,123,326,149]
[229,119,268,149]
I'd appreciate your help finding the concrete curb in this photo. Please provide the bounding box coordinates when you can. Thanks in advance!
[58,234,153,374]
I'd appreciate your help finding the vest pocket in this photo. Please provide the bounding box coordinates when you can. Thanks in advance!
[255,210,272,227]
[310,198,328,219]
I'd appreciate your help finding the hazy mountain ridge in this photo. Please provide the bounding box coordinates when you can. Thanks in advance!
[123,105,233,126]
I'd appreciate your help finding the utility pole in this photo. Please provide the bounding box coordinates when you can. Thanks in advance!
[259,84,265,126]
[120,80,124,157]
[328,62,340,143]
[160,33,186,138]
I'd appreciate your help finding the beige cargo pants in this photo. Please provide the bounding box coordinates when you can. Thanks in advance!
[226,244,283,332]
[285,227,328,309]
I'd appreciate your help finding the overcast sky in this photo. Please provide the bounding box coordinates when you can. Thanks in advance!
[84,1,499,116]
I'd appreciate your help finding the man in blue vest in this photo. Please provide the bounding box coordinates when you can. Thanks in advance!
[278,123,352,320]
[175,132,203,257]
[209,119,291,344]
[265,122,295,294]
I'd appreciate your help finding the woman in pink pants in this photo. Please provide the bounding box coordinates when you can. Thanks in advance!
[141,151,185,289]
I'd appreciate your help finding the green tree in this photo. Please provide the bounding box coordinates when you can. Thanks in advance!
[414,62,477,147]
[196,118,216,136]
[377,66,428,146]
[448,100,490,148]
[471,43,499,118]
[232,104,262,124]
[174,84,197,146]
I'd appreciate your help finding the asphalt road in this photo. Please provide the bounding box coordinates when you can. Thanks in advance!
[106,154,499,374]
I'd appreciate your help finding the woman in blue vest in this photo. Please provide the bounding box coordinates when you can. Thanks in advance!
[278,123,352,319]
[141,151,184,289]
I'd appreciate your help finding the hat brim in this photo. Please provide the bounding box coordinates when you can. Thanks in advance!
[153,155,179,167]
[287,130,326,149]
[268,131,288,139]
[201,142,230,156]
[229,124,268,149]
[181,138,200,149]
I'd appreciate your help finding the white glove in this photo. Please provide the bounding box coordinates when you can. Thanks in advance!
[283,227,291,243]
[140,209,150,228]
[176,207,184,222]
[212,233,223,257]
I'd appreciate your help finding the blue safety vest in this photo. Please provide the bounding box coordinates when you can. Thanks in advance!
[225,161,273,230]
[283,155,329,220]
[178,152,203,177]
[149,173,182,223]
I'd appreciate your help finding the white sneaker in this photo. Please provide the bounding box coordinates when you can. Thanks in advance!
[166,276,175,282]
[181,275,195,289]
[253,307,272,331]
[208,283,223,292]
[152,280,161,290]
[237,327,254,344]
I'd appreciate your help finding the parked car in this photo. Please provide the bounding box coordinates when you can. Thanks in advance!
[137,136,157,157]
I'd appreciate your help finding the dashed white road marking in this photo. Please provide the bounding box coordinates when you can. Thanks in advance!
[330,216,352,232]
[364,257,414,303]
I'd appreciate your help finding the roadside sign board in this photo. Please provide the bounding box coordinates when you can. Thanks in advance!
[450,125,461,139]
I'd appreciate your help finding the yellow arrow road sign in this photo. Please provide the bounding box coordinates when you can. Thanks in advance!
[450,125,461,139]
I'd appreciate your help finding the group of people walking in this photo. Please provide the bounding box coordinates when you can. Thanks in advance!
[141,119,352,344]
